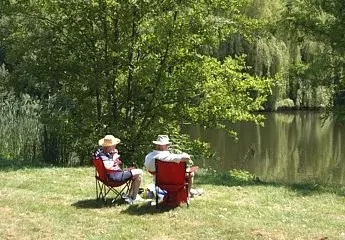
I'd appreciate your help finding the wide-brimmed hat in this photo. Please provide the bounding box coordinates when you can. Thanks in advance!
[152,135,171,145]
[98,135,121,147]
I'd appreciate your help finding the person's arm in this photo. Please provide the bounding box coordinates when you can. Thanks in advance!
[158,152,190,163]
[180,152,190,162]
[98,152,117,170]
[103,160,115,170]
[144,152,156,172]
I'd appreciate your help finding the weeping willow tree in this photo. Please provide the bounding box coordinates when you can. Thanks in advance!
[284,0,345,114]
[217,0,334,110]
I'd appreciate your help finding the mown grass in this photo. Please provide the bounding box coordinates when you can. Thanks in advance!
[1,164,345,240]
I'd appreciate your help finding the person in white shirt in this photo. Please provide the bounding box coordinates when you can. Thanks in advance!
[144,135,196,196]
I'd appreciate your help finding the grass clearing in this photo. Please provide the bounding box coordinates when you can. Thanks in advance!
[1,165,345,240]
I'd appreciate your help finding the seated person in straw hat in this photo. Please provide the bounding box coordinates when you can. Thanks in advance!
[144,135,202,197]
[95,135,143,204]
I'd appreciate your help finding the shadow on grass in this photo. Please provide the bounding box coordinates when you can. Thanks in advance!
[287,182,345,197]
[72,197,131,209]
[72,198,178,214]
[0,157,92,172]
[195,169,264,187]
[72,199,108,209]
[195,169,345,197]
[0,158,58,172]
[121,203,182,215]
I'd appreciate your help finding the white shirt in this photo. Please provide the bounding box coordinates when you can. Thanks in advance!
[144,150,190,172]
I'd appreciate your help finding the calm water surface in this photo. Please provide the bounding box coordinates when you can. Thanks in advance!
[183,111,345,185]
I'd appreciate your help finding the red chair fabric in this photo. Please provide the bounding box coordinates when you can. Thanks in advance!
[155,159,189,207]
[92,157,131,203]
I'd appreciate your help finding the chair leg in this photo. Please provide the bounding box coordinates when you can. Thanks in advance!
[186,184,189,208]
[99,183,107,203]
[95,179,133,205]
[96,178,99,200]
[155,186,159,209]
[96,180,104,201]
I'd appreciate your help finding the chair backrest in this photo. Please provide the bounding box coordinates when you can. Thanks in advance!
[155,159,188,207]
[155,160,186,186]
[92,157,108,182]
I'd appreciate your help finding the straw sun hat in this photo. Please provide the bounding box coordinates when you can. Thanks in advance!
[152,135,171,145]
[98,135,121,147]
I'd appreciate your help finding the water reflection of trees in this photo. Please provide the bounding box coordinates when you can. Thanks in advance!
[257,112,345,185]
[184,112,345,185]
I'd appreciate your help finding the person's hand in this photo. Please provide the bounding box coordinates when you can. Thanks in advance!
[112,153,120,160]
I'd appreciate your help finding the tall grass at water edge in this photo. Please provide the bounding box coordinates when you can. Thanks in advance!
[0,93,42,163]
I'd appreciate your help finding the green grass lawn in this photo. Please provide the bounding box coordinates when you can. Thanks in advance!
[1,163,345,240]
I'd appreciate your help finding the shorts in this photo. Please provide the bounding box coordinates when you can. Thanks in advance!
[109,170,132,181]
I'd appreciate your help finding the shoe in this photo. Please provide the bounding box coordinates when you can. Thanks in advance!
[131,195,145,204]
[124,198,133,205]
[190,188,204,197]
[122,193,128,198]
[122,194,133,205]
[124,197,133,205]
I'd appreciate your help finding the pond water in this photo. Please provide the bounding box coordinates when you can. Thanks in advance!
[182,111,345,185]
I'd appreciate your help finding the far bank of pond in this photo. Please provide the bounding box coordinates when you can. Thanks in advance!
[182,111,345,185]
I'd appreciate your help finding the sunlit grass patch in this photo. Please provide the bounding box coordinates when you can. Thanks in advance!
[1,166,345,239]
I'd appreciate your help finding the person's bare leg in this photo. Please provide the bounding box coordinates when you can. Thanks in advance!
[130,176,142,199]
[129,169,143,199]
[186,172,194,197]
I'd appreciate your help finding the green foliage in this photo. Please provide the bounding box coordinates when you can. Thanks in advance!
[218,0,336,110]
[0,64,8,92]
[196,168,258,186]
[168,126,218,167]
[286,0,345,54]
[0,0,273,165]
[0,92,42,162]
[228,169,256,183]
[187,56,271,128]
[3,0,343,166]
[275,98,295,110]
[283,0,345,107]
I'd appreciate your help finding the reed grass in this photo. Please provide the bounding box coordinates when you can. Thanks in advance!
[0,93,42,162]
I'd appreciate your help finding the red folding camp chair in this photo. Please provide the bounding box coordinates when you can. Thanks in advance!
[92,157,132,204]
[155,159,189,208]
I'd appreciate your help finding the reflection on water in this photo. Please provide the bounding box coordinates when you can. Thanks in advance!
[183,111,345,185]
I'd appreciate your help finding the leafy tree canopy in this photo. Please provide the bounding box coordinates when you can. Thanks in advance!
[279,0,345,108]
[1,0,272,165]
